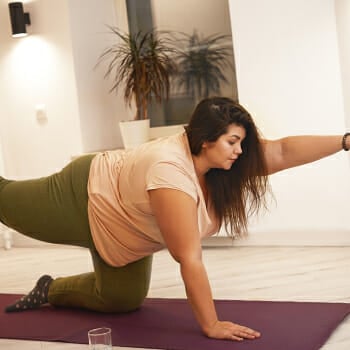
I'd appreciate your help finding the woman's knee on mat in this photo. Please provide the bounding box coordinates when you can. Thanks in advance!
[97,267,152,312]
[98,290,147,313]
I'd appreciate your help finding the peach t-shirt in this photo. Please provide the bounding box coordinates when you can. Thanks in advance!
[87,132,219,267]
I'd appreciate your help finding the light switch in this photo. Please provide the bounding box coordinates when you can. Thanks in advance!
[35,104,47,122]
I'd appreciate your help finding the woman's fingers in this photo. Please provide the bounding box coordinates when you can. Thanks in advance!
[207,321,261,341]
[235,325,261,339]
[229,326,260,341]
[231,334,244,341]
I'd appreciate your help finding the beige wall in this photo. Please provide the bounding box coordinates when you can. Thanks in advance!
[0,0,129,179]
[228,0,350,242]
[67,0,129,153]
[335,0,350,130]
[0,0,82,178]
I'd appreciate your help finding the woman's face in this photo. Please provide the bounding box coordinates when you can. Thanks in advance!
[201,123,246,170]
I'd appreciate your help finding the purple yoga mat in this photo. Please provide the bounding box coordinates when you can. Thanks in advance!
[0,294,350,350]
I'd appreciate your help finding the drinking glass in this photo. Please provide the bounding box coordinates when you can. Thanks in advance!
[88,327,112,350]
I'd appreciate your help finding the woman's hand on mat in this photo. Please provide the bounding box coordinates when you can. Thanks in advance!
[206,320,261,341]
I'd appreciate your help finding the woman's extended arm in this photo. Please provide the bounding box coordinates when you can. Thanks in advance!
[149,188,260,341]
[262,134,349,174]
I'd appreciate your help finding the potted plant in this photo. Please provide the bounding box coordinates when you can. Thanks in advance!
[173,30,234,103]
[96,27,177,149]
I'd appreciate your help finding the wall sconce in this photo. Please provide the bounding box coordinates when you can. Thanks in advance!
[8,2,31,38]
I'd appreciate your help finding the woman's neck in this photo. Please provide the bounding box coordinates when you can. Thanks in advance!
[192,154,209,179]
[192,154,209,205]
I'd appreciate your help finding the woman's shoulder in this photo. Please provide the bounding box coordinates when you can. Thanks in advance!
[138,132,190,163]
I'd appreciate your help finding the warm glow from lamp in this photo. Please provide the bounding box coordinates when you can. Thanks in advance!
[12,33,28,38]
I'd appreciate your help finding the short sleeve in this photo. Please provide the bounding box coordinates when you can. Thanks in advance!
[146,162,198,202]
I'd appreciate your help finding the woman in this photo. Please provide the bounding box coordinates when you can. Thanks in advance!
[0,97,349,342]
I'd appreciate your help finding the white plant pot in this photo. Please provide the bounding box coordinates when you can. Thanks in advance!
[119,119,150,149]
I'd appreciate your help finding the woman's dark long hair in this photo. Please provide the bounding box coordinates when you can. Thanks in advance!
[185,97,270,237]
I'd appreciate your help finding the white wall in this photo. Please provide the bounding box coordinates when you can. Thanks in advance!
[335,0,350,131]
[228,0,350,244]
[66,0,129,152]
[0,0,83,178]
[0,0,128,179]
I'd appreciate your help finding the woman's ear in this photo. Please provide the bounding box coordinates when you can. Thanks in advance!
[201,141,208,149]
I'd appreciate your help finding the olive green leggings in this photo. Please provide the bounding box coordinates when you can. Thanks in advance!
[0,155,153,312]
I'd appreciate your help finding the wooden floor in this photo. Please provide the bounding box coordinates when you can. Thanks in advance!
[1,245,350,349]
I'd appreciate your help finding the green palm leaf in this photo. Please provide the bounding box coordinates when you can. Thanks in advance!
[96,26,177,120]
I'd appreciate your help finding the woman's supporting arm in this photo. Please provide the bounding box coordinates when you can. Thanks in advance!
[149,188,260,341]
[262,135,348,175]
